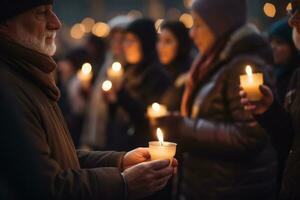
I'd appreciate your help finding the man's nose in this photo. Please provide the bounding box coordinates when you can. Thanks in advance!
[47,10,62,31]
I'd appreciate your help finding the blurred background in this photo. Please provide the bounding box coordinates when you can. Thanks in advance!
[53,0,291,56]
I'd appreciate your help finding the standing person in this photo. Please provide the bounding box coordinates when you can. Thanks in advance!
[157,21,193,111]
[103,18,171,151]
[0,1,177,199]
[153,0,277,199]
[239,1,300,199]
[269,18,300,105]
[81,15,133,150]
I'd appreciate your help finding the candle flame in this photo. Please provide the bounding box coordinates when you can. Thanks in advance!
[112,62,122,72]
[245,65,253,76]
[156,128,164,146]
[152,103,161,112]
[82,63,92,74]
[102,80,112,91]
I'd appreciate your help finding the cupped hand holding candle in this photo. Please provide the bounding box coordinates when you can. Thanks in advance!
[107,61,124,88]
[147,103,168,118]
[240,65,263,101]
[149,128,177,163]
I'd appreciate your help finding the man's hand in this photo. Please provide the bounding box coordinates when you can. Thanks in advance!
[123,148,151,170]
[239,85,274,115]
[123,159,176,200]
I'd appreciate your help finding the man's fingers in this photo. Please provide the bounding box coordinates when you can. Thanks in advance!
[171,158,178,168]
[244,104,256,111]
[240,98,250,105]
[259,85,272,97]
[137,147,151,158]
[148,159,170,170]
[153,166,173,179]
[239,89,247,98]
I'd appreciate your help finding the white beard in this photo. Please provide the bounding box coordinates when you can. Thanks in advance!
[14,26,57,56]
[292,28,300,51]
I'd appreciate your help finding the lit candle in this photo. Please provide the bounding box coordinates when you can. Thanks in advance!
[107,62,124,87]
[147,103,168,118]
[102,80,112,92]
[149,128,177,163]
[77,62,93,88]
[240,65,263,101]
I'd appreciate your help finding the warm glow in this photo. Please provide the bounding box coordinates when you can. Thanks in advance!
[155,19,164,33]
[245,65,253,76]
[286,3,292,12]
[92,22,111,38]
[82,63,92,74]
[179,13,194,28]
[82,17,95,33]
[152,103,161,112]
[156,128,164,146]
[70,23,85,39]
[102,80,112,91]
[263,3,276,18]
[112,62,122,72]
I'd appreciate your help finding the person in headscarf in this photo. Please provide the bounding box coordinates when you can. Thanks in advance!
[153,0,277,199]
[157,21,193,111]
[103,18,171,151]
[269,18,300,105]
[80,15,133,150]
[239,1,300,199]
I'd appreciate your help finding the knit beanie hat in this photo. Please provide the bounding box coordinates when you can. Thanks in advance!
[125,18,157,60]
[0,0,54,23]
[161,21,192,61]
[192,0,247,40]
[269,18,294,48]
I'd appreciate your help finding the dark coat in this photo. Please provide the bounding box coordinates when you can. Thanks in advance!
[178,25,277,200]
[0,36,126,200]
[107,60,171,151]
[256,67,300,200]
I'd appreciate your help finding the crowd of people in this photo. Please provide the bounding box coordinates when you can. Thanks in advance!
[1,0,300,199]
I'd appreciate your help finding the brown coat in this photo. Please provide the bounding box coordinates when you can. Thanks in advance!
[0,36,126,200]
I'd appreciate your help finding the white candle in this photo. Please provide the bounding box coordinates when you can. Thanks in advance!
[240,65,263,101]
[147,103,168,118]
[77,62,93,88]
[149,128,177,162]
[107,62,124,87]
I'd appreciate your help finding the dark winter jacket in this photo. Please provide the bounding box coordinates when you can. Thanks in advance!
[106,19,171,150]
[158,24,278,200]
[0,35,126,200]
[256,67,300,200]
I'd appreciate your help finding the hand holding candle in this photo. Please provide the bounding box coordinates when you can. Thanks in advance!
[240,65,263,101]
[107,62,124,88]
[149,128,177,162]
[77,63,93,89]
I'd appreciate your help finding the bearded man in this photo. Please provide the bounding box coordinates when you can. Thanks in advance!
[0,1,177,199]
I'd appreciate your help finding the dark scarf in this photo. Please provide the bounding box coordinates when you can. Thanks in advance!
[181,41,226,116]
[0,35,60,101]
